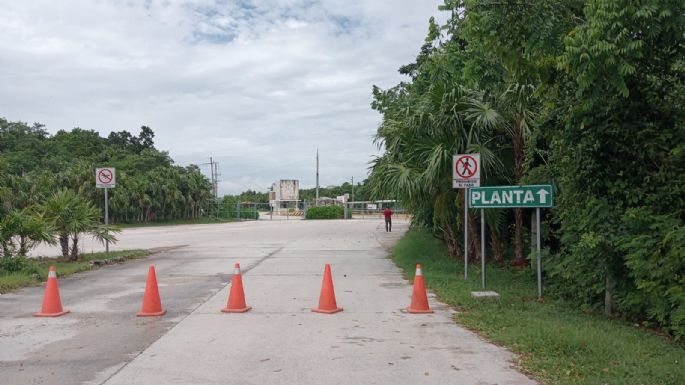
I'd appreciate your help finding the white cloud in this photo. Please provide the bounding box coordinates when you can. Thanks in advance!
[0,0,445,194]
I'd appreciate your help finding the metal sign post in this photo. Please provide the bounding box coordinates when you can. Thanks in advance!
[453,154,480,280]
[536,208,542,297]
[469,184,553,297]
[464,189,468,279]
[480,208,486,289]
[104,188,109,253]
[95,168,116,254]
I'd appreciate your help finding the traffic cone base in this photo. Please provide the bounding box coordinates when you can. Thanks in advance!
[406,307,433,314]
[221,305,252,313]
[312,306,343,314]
[33,309,70,317]
[137,265,165,317]
[221,263,251,313]
[312,264,343,314]
[33,266,69,318]
[406,264,433,314]
[137,309,167,317]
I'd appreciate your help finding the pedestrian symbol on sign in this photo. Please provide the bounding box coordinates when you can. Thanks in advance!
[452,154,480,189]
[456,155,478,178]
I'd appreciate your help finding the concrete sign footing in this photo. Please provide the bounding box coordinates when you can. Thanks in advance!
[471,291,500,299]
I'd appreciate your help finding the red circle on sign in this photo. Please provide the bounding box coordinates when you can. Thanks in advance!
[98,169,113,184]
[455,156,478,178]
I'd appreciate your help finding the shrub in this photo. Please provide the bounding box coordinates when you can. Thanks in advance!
[0,256,40,275]
[617,209,685,339]
[306,205,344,219]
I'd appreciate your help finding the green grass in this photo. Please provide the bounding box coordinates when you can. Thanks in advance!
[0,250,150,293]
[392,228,684,385]
[116,217,237,228]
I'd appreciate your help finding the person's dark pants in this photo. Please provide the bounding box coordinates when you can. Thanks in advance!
[385,217,392,232]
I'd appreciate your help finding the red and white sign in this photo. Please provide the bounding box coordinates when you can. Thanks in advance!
[96,167,116,188]
[453,154,480,188]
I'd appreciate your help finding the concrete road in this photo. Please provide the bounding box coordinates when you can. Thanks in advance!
[1,219,535,385]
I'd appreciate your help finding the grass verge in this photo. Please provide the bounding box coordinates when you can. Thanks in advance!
[391,228,684,385]
[116,217,238,228]
[0,250,150,293]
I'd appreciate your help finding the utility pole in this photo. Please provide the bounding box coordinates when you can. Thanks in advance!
[316,149,320,203]
[211,157,219,199]
[209,157,216,216]
[351,176,354,202]
[213,161,220,216]
[199,158,219,217]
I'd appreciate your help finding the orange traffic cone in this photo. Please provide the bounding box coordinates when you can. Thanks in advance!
[221,263,251,313]
[312,264,343,314]
[33,266,69,317]
[137,265,166,317]
[407,264,433,314]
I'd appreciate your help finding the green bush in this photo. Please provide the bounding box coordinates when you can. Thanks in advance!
[239,208,258,220]
[305,205,344,219]
[617,209,685,339]
[548,204,685,340]
[217,207,259,220]
[0,256,40,275]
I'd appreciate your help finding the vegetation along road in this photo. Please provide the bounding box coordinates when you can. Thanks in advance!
[1,1,684,385]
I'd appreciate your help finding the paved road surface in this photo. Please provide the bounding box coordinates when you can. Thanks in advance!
[1,219,535,385]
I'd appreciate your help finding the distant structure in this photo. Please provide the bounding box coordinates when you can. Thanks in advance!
[269,179,300,211]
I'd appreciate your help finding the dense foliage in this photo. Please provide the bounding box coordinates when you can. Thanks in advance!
[0,119,213,223]
[1,119,213,258]
[368,0,685,338]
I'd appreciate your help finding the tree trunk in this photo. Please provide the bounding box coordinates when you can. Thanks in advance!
[2,241,15,258]
[18,235,28,256]
[511,112,527,267]
[531,214,537,270]
[468,212,481,261]
[70,235,79,261]
[59,234,69,258]
[443,224,462,259]
[490,229,504,263]
[604,274,615,316]
[511,208,527,267]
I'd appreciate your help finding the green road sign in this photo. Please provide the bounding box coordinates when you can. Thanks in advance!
[469,185,553,208]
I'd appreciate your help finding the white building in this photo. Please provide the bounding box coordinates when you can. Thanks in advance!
[269,179,300,210]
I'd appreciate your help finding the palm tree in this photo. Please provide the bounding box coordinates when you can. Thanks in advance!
[7,208,56,256]
[43,190,118,260]
[473,83,538,266]
[369,73,508,259]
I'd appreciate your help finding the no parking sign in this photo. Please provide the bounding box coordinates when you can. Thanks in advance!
[96,167,116,188]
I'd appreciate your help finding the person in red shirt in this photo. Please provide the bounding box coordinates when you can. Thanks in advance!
[383,207,393,232]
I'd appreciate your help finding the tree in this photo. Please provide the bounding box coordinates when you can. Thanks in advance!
[0,209,56,258]
[43,190,118,260]
[548,0,685,324]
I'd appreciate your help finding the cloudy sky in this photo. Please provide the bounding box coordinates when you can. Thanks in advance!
[1,0,445,194]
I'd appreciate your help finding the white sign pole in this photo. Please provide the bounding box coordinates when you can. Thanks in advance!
[95,167,115,254]
[464,189,468,279]
[536,207,542,297]
[104,188,109,253]
[454,154,480,281]
[481,208,486,289]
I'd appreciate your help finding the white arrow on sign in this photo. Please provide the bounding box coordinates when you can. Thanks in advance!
[537,189,549,204]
